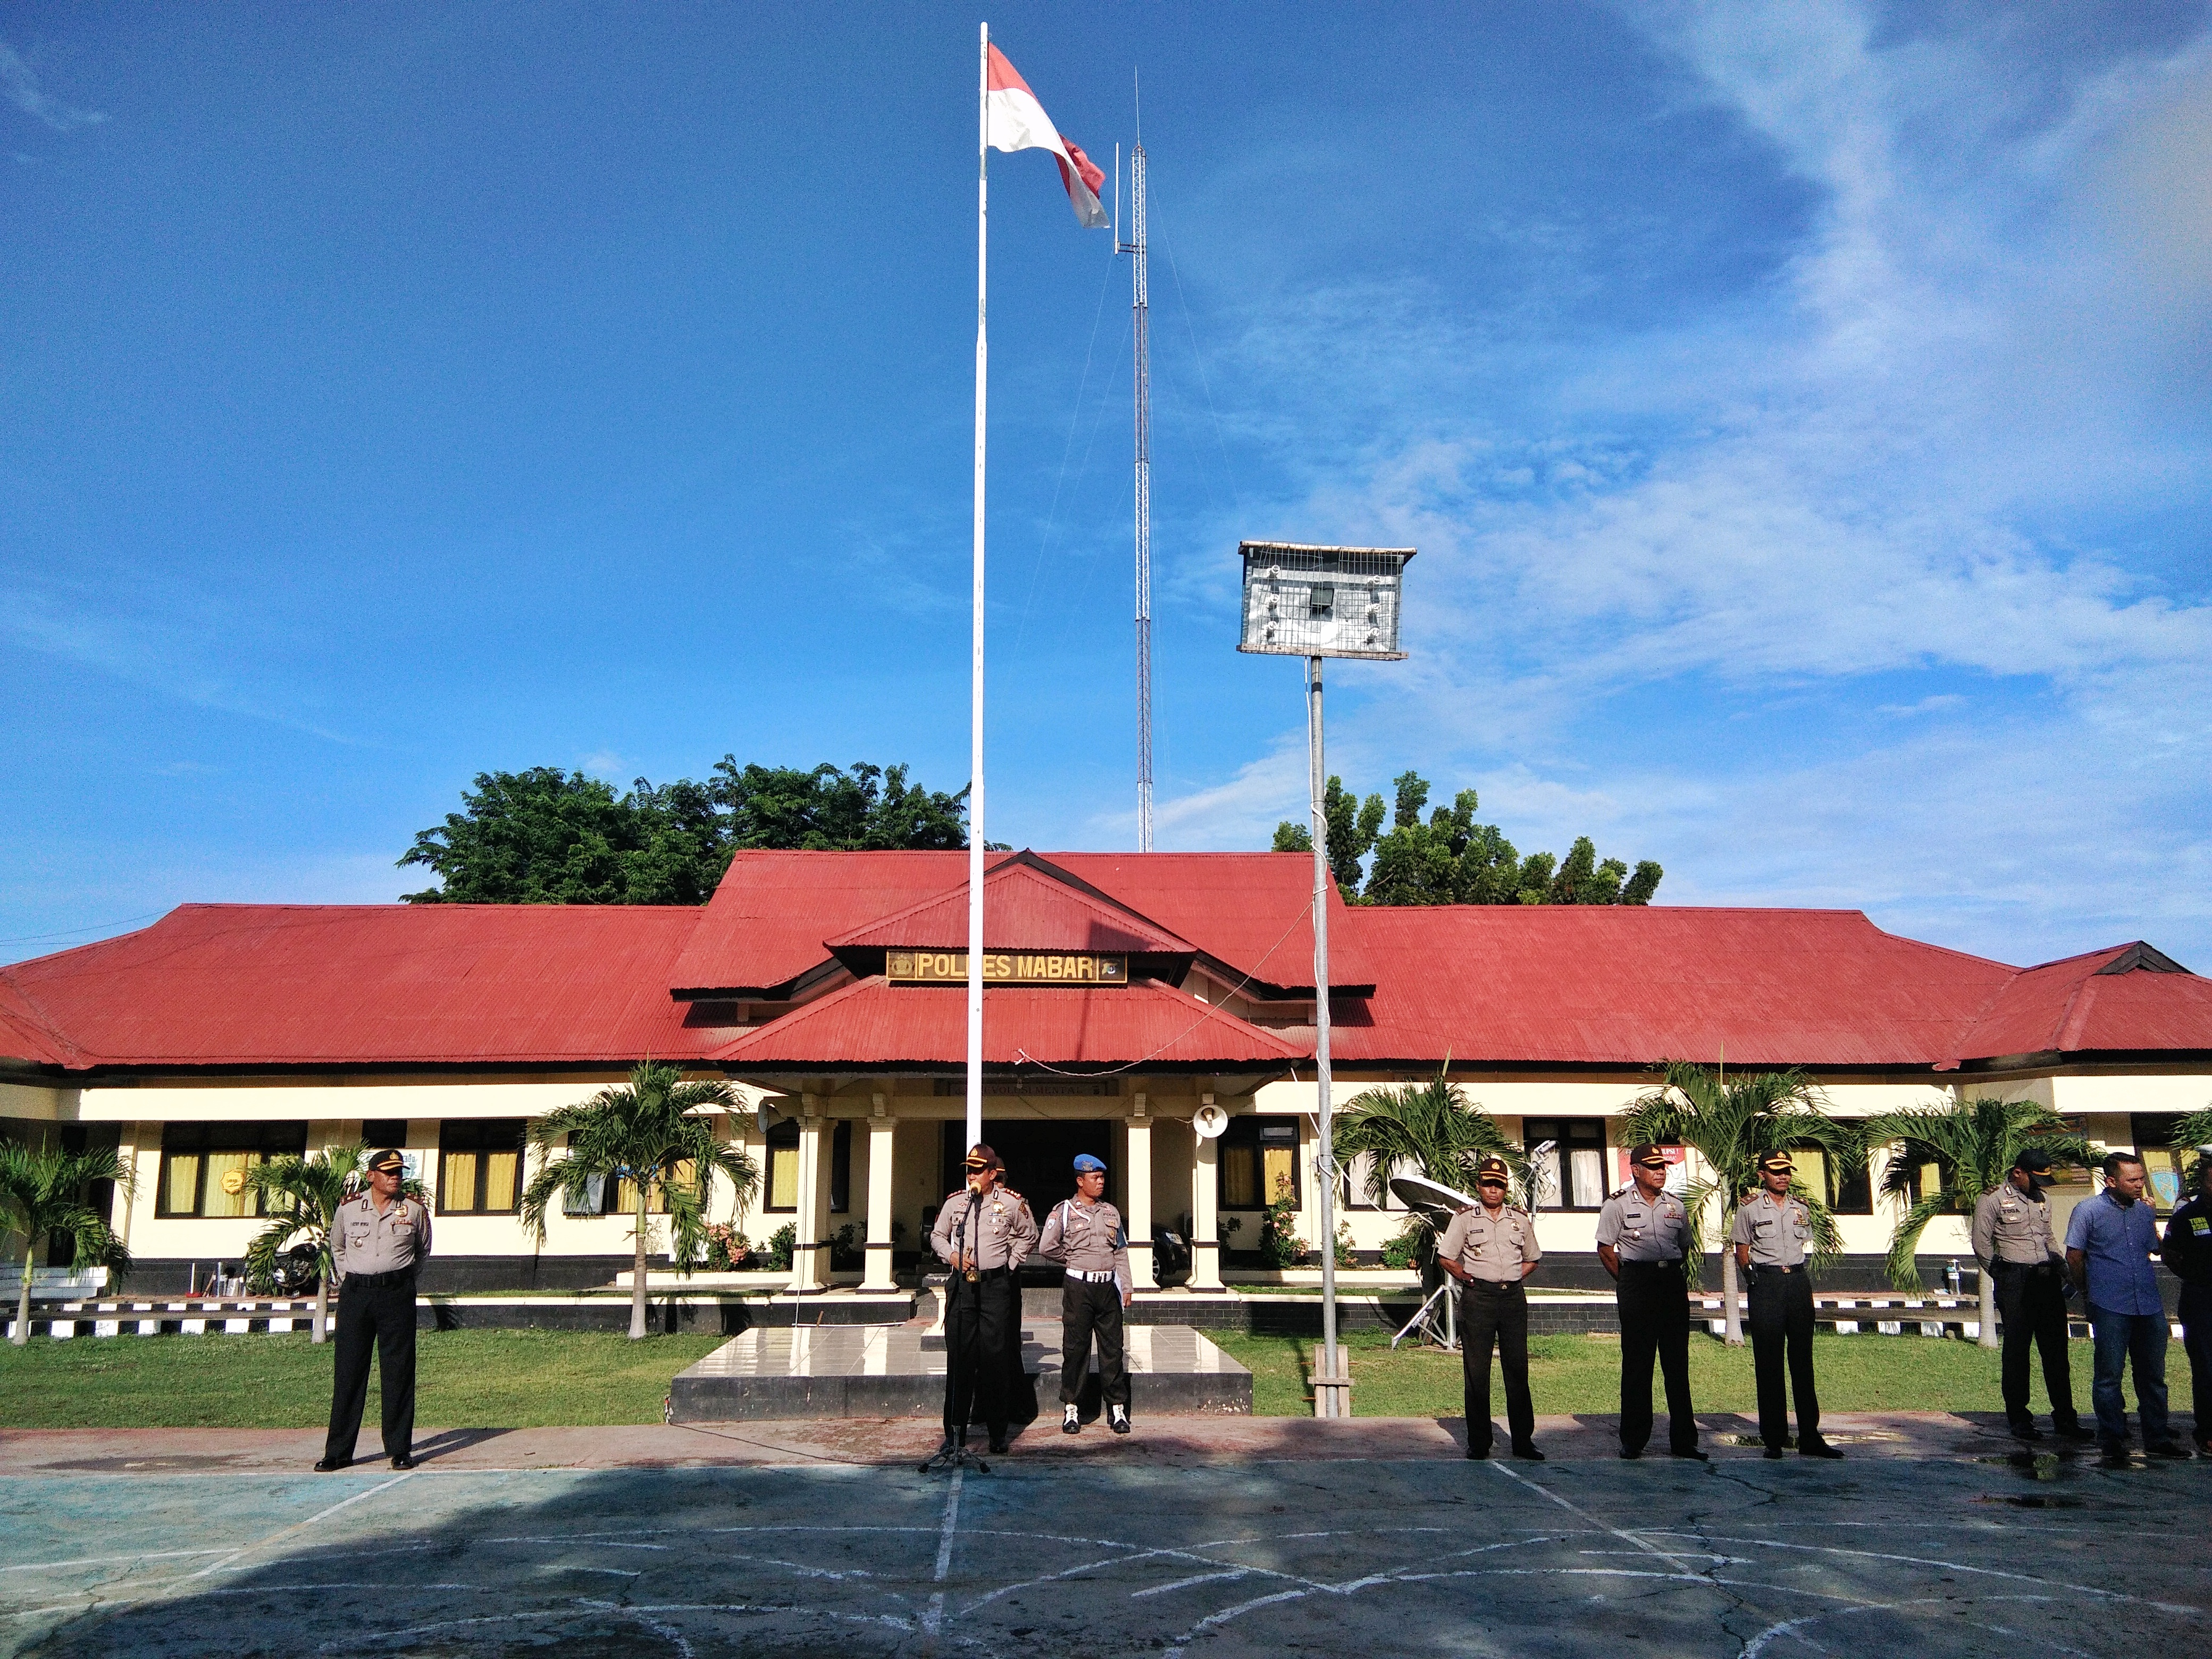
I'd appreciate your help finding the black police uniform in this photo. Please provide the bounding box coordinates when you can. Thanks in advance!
[2160,1183,2212,1450]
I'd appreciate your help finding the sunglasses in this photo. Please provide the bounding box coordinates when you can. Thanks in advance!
[1477,1177,1506,1188]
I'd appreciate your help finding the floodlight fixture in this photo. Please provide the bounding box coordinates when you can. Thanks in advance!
[1237,542,1415,660]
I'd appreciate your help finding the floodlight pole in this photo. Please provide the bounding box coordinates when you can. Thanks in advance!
[1308,654,1343,1418]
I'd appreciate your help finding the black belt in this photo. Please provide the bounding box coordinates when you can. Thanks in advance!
[1750,1264,1801,1275]
[952,1265,1012,1281]
[341,1268,416,1290]
[1620,1258,1684,1270]
[1463,1276,1524,1291]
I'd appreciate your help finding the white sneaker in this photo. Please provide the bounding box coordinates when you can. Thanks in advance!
[1109,1404,1130,1436]
[1062,1404,1081,1435]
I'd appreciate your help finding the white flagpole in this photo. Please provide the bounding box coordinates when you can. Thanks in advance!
[967,20,988,1155]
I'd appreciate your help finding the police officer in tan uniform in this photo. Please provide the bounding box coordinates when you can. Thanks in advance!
[1731,1150,1840,1459]
[1038,1151,1133,1436]
[317,1149,432,1472]
[1598,1145,1706,1461]
[1973,1147,2093,1443]
[1438,1154,1543,1460]
[929,1144,1038,1455]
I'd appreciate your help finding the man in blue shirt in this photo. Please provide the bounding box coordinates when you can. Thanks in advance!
[2065,1152,2184,1459]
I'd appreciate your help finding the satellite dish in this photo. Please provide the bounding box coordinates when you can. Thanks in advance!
[1389,1171,1478,1221]
[1193,1103,1229,1139]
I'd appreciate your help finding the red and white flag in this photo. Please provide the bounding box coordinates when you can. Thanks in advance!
[985,45,1107,229]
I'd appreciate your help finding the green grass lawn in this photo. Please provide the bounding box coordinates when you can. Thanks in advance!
[1206,1329,2199,1420]
[0,1330,729,1429]
[0,1328,2193,1428]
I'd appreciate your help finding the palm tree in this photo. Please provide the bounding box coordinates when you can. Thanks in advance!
[1620,1060,1860,1346]
[2174,1106,2212,1187]
[0,1139,133,1346]
[519,1061,759,1339]
[243,1142,368,1344]
[1336,1070,1534,1214]
[1863,1095,2095,1348]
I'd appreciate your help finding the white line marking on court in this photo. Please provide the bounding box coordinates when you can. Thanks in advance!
[185,1471,412,1581]
[1135,1569,1253,1598]
[920,1465,963,1639]
[1488,1459,1706,1577]
[1668,1534,2203,1613]
[2,1548,232,1574]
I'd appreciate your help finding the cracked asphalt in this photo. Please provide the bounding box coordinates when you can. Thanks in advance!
[2,1435,2205,1658]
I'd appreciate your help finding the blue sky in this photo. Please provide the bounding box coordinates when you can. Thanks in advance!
[4,1,2208,970]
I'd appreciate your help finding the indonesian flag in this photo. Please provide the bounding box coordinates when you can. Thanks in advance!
[986,45,1108,229]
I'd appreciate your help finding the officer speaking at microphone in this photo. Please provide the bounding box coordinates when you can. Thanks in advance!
[1731,1150,1841,1459]
[1437,1154,1544,1461]
[929,1144,1038,1457]
[1597,1145,1706,1461]
[1972,1147,2094,1443]
[317,1148,431,1472]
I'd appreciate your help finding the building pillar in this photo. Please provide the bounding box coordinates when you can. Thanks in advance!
[862,1092,899,1292]
[1188,1093,1224,1291]
[1124,1094,1154,1291]
[793,1093,833,1292]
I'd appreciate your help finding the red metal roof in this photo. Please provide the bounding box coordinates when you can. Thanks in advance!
[713,975,1308,1069]
[1946,944,2212,1062]
[828,857,1192,955]
[0,904,720,1068]
[1333,904,2021,1069]
[6,858,2211,1078]
[1015,852,1371,992]
[667,850,995,996]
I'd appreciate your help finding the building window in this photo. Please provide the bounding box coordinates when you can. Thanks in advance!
[1524,1118,1607,1210]
[361,1119,408,1150]
[1220,1117,1300,1210]
[764,1118,801,1213]
[828,1120,852,1215]
[1791,1143,1872,1215]
[438,1120,525,1215]
[156,1122,308,1218]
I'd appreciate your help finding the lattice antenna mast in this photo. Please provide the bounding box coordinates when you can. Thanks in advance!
[1118,117,1154,851]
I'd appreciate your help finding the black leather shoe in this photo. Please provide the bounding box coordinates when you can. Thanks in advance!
[1464,1445,1490,1460]
[1618,1447,1643,1460]
[1671,1448,1711,1462]
[390,1454,416,1471]
[1798,1439,1844,1459]
[987,1434,1009,1455]
[2146,1440,2192,1459]
[1763,1446,1787,1460]
[2054,1423,2097,1443]
[2009,1422,2042,1442]
[312,1456,350,1473]
[1511,1443,1546,1462]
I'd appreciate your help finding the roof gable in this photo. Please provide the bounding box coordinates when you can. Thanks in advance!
[827,854,1193,955]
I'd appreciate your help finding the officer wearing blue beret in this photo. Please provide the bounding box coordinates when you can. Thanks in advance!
[1038,1152,1134,1435]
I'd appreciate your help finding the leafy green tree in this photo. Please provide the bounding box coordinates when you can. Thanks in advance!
[1862,1096,2096,1346]
[0,1140,132,1347]
[241,1143,425,1344]
[401,759,970,904]
[1271,776,1386,899]
[1273,772,1661,908]
[1620,1061,1859,1346]
[518,1061,760,1339]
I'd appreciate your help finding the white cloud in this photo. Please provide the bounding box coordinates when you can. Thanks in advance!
[0,40,106,133]
[1155,3,2212,964]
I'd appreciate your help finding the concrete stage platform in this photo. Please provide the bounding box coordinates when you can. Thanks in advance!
[667,1321,1251,1422]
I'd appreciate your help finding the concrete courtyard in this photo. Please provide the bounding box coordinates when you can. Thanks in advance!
[0,1417,2204,1657]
